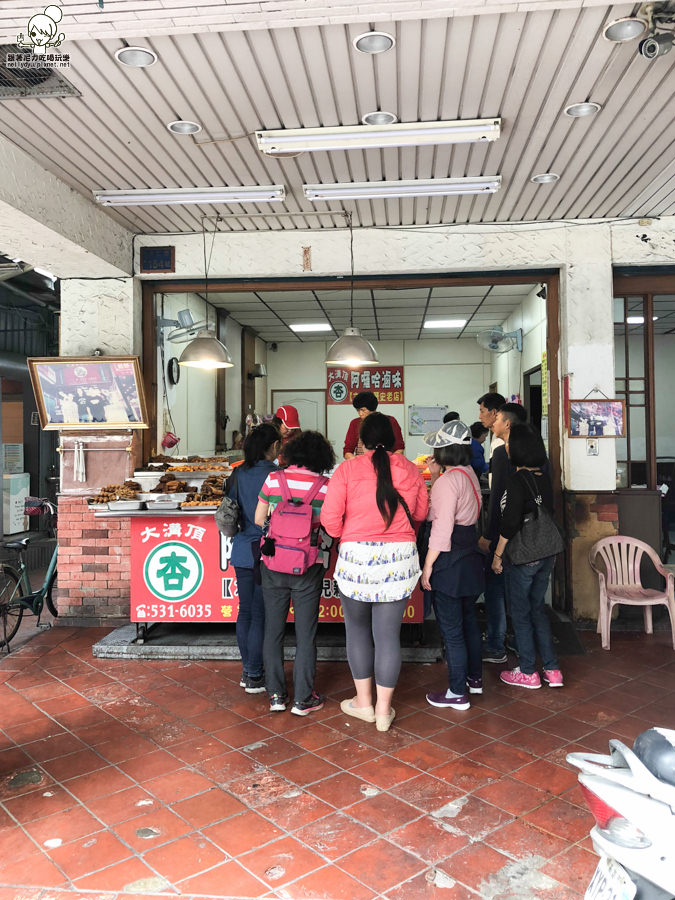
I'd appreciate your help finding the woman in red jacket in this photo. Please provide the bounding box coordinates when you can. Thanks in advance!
[321,413,428,731]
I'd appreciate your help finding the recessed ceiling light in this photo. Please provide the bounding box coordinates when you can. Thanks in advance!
[361,111,398,126]
[564,101,602,118]
[603,16,648,43]
[626,316,658,324]
[114,46,157,67]
[167,120,202,135]
[289,323,332,333]
[530,172,559,184]
[423,319,467,329]
[353,31,395,54]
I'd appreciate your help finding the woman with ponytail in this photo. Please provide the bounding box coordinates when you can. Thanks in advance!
[321,413,428,731]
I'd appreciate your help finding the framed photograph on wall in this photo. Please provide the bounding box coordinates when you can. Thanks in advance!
[28,356,149,430]
[568,399,625,438]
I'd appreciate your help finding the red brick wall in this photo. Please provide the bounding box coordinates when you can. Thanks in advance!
[56,496,131,625]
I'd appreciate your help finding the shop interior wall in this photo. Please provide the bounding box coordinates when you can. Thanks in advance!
[490,285,547,403]
[266,339,492,458]
[156,293,217,456]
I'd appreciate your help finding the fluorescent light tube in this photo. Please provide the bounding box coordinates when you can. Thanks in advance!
[626,316,658,324]
[94,186,286,206]
[304,177,501,201]
[423,319,467,329]
[289,323,332,333]
[257,118,501,155]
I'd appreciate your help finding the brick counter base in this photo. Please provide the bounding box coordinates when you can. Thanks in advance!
[56,496,131,627]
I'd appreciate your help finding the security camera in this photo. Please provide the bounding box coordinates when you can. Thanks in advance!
[269,342,278,352]
[638,33,673,59]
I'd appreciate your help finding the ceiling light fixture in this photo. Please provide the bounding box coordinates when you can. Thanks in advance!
[353,31,395,54]
[304,176,501,201]
[564,101,602,118]
[361,111,398,126]
[325,214,378,368]
[114,46,157,67]
[626,316,658,324]
[257,118,501,156]
[290,323,333,333]
[93,186,286,206]
[530,172,559,184]
[423,319,467,329]
[603,15,648,42]
[179,332,234,369]
[167,120,202,135]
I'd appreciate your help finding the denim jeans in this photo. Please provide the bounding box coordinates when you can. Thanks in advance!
[504,557,558,674]
[433,591,482,695]
[483,566,506,655]
[234,566,265,678]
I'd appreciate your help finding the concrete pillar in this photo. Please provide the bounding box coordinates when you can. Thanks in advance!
[59,278,142,356]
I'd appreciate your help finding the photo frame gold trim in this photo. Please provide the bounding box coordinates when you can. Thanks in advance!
[27,356,149,431]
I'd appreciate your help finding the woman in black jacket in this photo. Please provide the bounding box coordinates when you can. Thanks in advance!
[491,424,563,690]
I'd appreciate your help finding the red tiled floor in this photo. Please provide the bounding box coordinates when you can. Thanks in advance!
[339,837,426,893]
[0,627,671,899]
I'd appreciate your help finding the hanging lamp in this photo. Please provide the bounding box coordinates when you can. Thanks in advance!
[325,214,378,367]
[179,221,234,369]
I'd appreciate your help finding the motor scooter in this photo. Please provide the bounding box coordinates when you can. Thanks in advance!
[567,728,675,900]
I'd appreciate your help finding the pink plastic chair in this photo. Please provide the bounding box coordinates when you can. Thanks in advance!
[589,536,675,650]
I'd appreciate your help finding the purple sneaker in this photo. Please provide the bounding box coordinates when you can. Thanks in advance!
[426,690,470,711]
[466,677,483,695]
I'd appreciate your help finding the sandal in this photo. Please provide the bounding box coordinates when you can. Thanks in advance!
[375,709,396,732]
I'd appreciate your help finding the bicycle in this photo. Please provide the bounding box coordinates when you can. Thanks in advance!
[0,499,58,652]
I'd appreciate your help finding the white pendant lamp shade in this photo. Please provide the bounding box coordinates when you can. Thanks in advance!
[325,326,378,367]
[178,330,234,369]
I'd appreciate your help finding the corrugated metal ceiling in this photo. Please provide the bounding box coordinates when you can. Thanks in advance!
[0,2,673,233]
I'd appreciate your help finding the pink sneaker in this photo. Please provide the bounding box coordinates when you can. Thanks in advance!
[500,667,541,690]
[543,669,564,688]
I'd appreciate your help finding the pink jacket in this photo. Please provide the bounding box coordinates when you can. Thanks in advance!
[321,451,428,543]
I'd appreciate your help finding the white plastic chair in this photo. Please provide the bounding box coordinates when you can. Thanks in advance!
[589,536,675,650]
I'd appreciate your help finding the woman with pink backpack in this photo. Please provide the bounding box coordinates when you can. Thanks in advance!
[255,431,336,716]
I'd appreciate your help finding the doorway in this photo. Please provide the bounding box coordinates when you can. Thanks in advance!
[524,366,542,433]
[272,389,327,435]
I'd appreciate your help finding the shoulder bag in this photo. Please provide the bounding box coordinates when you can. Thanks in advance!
[215,467,242,538]
[505,471,564,565]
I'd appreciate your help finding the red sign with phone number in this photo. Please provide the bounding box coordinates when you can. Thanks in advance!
[131,516,423,623]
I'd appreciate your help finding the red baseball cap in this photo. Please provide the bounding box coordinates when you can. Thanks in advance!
[275,405,301,429]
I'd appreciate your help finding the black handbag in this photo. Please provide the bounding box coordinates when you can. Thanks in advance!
[505,471,564,565]
[215,468,242,538]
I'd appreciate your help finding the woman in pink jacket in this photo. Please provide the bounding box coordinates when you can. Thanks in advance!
[321,413,428,731]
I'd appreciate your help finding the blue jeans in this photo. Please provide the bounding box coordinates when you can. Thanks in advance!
[234,566,265,678]
[483,566,506,655]
[504,557,558,674]
[433,591,482,695]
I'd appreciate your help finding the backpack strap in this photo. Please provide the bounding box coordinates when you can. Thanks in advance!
[276,470,292,502]
[304,474,328,506]
[445,467,481,515]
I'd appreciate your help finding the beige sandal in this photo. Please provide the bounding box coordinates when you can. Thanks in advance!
[340,698,376,723]
[375,709,396,732]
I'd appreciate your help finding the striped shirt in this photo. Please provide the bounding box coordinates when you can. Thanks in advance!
[258,466,328,526]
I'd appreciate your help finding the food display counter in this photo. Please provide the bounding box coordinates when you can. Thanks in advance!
[56,456,424,634]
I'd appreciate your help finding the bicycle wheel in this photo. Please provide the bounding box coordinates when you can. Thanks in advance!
[0,566,23,649]
[44,569,59,618]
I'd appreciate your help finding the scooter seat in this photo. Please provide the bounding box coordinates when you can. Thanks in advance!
[634,728,675,787]
[2,538,31,551]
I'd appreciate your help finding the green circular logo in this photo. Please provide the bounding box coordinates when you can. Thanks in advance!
[143,541,203,602]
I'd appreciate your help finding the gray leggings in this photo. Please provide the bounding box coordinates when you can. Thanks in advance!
[340,591,408,689]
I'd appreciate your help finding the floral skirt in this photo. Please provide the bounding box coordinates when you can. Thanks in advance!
[335,541,420,603]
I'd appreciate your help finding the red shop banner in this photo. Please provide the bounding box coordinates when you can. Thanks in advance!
[327,366,404,405]
[131,516,422,623]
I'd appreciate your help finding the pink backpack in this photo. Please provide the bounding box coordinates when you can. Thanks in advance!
[261,471,328,575]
